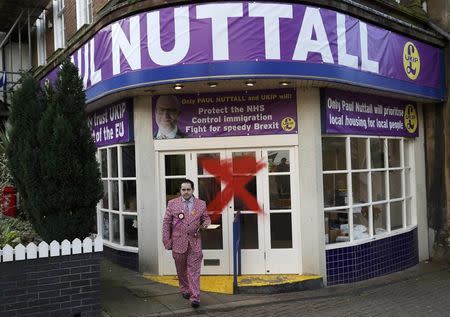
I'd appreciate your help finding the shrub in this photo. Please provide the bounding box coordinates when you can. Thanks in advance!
[7,61,102,242]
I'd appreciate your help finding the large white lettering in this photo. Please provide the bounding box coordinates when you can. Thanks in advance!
[337,13,358,69]
[90,38,102,85]
[293,7,333,63]
[147,7,190,65]
[248,3,293,60]
[360,22,379,73]
[83,44,89,88]
[196,3,243,60]
[111,16,141,75]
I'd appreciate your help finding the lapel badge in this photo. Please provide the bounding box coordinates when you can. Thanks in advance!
[192,210,197,216]
[178,213,185,220]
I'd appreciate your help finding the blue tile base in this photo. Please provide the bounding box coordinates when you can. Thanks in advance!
[103,245,139,271]
[326,228,418,285]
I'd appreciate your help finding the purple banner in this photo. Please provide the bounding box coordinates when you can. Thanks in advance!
[152,90,297,139]
[322,89,419,137]
[42,2,443,100]
[87,100,133,147]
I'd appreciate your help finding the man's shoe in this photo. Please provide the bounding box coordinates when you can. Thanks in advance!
[182,293,190,300]
[191,300,200,308]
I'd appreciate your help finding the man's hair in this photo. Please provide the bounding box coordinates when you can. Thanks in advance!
[155,95,181,111]
[180,179,194,190]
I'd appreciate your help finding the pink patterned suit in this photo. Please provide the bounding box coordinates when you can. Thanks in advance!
[162,196,211,302]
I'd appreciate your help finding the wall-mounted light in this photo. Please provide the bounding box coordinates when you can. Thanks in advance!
[208,82,218,88]
[245,80,255,87]
[279,81,291,86]
[173,84,184,90]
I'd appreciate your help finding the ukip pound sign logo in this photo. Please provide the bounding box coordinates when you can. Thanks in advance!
[281,117,296,132]
[404,104,418,134]
[403,42,420,80]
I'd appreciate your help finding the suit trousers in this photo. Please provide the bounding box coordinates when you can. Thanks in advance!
[172,242,203,302]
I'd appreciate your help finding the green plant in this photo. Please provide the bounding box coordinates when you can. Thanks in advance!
[0,217,40,248]
[6,60,102,242]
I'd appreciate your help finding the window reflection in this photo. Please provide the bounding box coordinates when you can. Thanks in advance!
[390,201,403,230]
[269,175,291,209]
[351,138,366,169]
[371,171,386,201]
[165,155,185,176]
[325,211,349,244]
[101,149,107,177]
[165,178,184,205]
[240,213,258,249]
[270,213,292,248]
[373,203,387,235]
[232,152,256,173]
[123,180,137,212]
[268,150,290,173]
[233,176,256,211]
[323,174,348,207]
[198,178,221,210]
[124,215,138,247]
[112,213,120,243]
[352,172,368,204]
[111,147,118,177]
[197,153,220,175]
[122,146,136,177]
[322,138,346,170]
[111,181,119,211]
[102,212,109,240]
[370,139,385,168]
[388,139,401,167]
[389,170,402,199]
[102,181,109,209]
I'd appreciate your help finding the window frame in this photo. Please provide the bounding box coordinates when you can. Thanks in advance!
[97,144,138,252]
[322,135,415,250]
[53,0,65,49]
[76,0,93,30]
[36,12,47,66]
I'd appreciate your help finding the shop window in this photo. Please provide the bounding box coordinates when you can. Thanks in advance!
[98,144,138,249]
[53,0,65,49]
[76,0,93,29]
[323,136,413,246]
[36,12,47,66]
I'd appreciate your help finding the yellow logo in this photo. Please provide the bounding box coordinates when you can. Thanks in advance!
[403,42,420,80]
[404,104,417,133]
[281,117,296,132]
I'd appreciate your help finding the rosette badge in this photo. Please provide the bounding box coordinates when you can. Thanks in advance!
[178,213,185,220]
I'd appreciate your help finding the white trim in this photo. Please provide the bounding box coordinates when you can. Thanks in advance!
[103,240,139,253]
[325,225,417,250]
[53,0,65,49]
[154,134,298,151]
[36,12,47,65]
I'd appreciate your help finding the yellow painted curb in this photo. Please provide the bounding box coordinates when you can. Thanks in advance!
[143,274,322,295]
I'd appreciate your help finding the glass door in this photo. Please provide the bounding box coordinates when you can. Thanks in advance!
[227,149,266,274]
[262,148,299,273]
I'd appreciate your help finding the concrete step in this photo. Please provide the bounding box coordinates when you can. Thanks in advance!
[144,274,323,294]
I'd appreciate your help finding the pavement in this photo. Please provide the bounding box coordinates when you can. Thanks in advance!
[101,258,450,317]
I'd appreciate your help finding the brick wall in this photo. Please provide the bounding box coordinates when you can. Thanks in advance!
[103,246,138,272]
[0,252,102,317]
[65,0,78,43]
[45,3,54,60]
[93,0,110,17]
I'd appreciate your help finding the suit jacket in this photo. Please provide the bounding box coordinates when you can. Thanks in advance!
[162,196,211,253]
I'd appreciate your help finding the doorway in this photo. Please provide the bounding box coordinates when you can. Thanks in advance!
[159,147,299,275]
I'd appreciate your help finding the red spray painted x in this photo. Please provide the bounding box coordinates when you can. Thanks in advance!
[199,156,266,219]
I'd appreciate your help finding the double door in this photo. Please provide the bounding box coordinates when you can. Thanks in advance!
[160,147,299,275]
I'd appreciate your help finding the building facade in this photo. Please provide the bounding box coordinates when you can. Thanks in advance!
[8,0,447,285]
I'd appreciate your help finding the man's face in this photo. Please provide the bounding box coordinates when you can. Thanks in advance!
[156,100,179,131]
[180,182,193,200]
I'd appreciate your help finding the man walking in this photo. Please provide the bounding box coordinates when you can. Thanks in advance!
[162,179,211,308]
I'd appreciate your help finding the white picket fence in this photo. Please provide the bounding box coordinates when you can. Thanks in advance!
[0,236,103,262]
